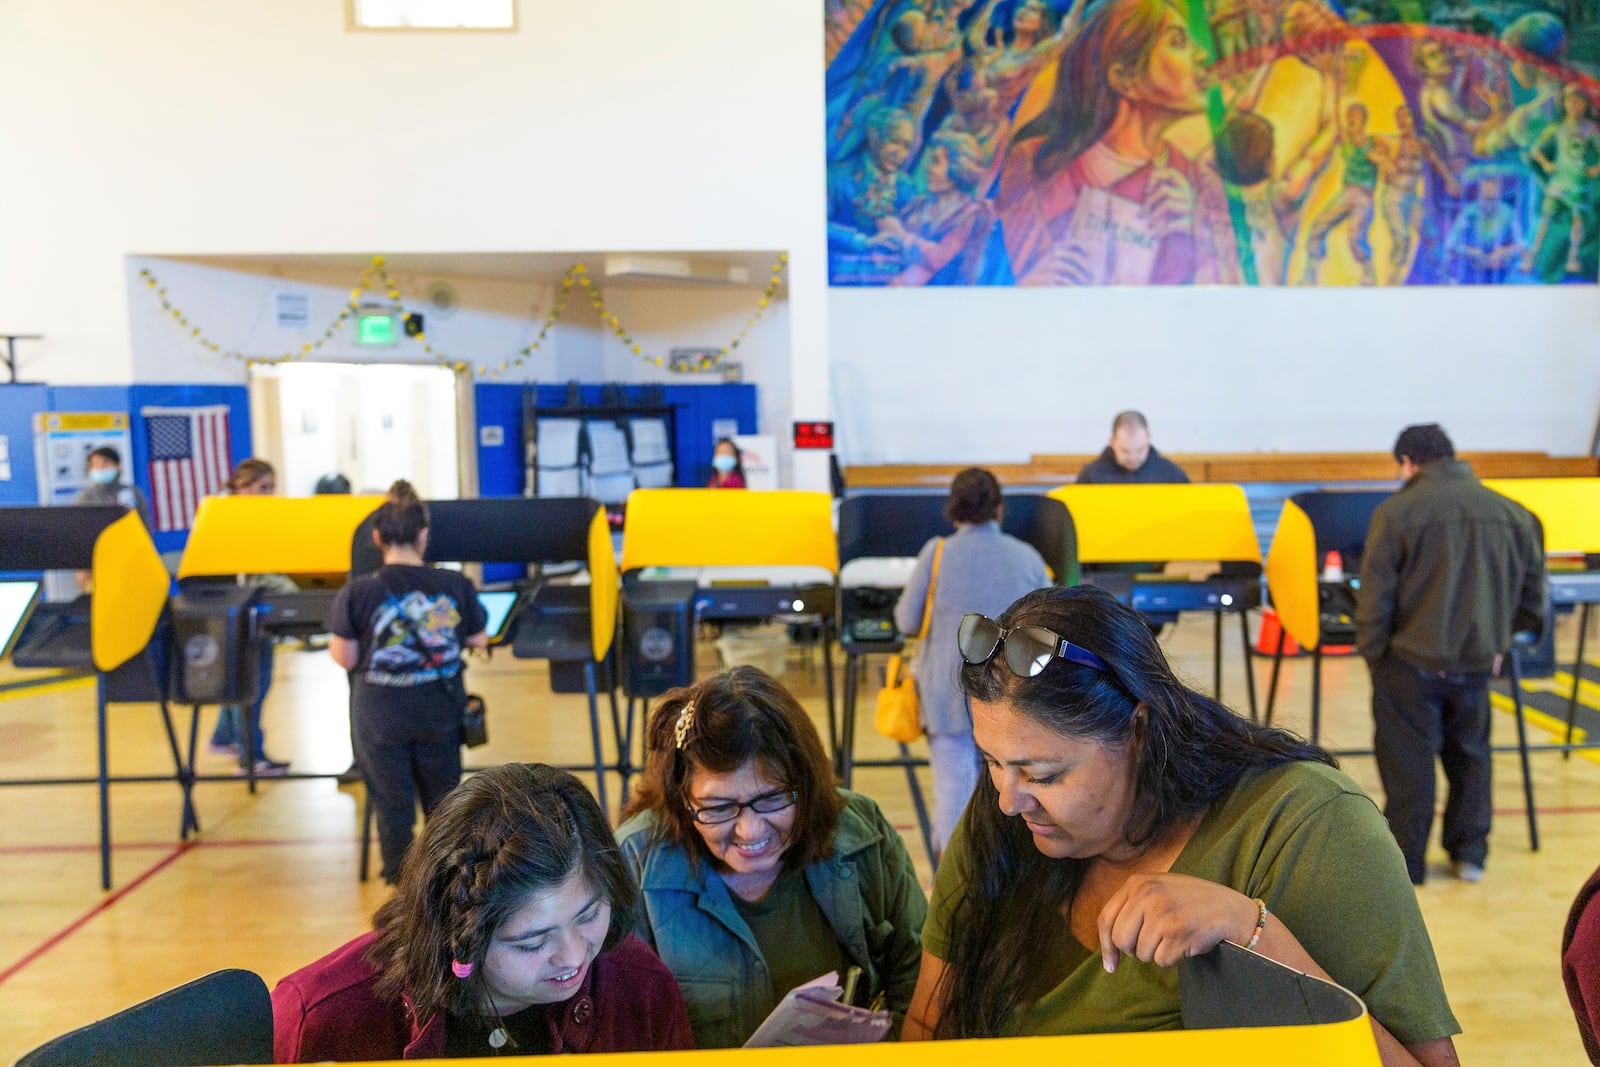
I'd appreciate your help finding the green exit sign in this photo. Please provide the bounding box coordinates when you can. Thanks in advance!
[357,313,398,346]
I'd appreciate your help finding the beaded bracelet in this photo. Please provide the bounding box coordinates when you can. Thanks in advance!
[1245,897,1269,951]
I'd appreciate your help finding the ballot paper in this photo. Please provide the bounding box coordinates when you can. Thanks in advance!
[743,971,892,1048]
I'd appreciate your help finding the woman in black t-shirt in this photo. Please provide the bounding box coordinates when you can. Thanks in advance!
[330,480,488,883]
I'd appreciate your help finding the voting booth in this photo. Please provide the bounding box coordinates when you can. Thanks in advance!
[1,505,182,889]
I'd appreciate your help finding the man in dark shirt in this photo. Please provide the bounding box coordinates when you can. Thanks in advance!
[1075,411,1191,484]
[1356,423,1546,886]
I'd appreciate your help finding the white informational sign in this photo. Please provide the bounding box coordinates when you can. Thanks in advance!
[32,413,132,506]
[711,418,740,441]
[733,434,778,491]
[479,425,505,447]
[0,433,9,480]
[274,291,311,330]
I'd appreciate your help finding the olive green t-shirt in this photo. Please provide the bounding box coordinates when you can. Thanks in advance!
[730,867,849,1010]
[924,761,1459,1045]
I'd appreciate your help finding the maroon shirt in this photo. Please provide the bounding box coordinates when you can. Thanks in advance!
[273,931,694,1061]
[1565,864,1600,1063]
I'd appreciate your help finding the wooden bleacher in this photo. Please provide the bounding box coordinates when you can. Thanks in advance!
[844,451,1599,489]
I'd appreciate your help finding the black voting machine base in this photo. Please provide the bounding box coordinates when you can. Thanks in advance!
[0,506,194,890]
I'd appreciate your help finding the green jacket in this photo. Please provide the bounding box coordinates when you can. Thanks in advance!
[615,790,926,1049]
[1356,460,1546,672]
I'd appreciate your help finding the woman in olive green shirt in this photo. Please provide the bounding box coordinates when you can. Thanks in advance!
[903,586,1459,1067]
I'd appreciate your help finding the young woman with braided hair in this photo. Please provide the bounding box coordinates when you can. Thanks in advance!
[272,763,694,1061]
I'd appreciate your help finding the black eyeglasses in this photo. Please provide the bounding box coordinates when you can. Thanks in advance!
[958,613,1109,677]
[688,787,799,826]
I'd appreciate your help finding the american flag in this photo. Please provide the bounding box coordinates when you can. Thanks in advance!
[141,405,231,532]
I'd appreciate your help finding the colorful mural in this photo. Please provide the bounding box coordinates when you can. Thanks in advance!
[824,0,1600,285]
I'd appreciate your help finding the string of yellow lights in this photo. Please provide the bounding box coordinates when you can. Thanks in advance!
[136,253,787,376]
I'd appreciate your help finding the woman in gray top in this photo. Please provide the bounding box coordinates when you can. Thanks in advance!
[894,468,1050,857]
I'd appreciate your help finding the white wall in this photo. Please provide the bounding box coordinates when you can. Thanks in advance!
[4,0,1595,481]
[2,0,830,485]
[830,286,1600,461]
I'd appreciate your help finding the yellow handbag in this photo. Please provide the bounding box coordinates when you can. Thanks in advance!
[875,538,943,744]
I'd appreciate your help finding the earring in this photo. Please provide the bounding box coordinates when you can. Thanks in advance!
[451,959,474,979]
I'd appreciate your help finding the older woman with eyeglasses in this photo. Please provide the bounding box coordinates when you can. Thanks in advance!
[903,586,1461,1067]
[616,666,927,1049]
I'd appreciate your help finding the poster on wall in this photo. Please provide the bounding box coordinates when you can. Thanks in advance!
[32,413,132,506]
[825,0,1600,286]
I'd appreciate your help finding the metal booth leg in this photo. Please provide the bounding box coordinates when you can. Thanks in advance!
[1213,611,1223,702]
[1566,604,1592,758]
[97,675,112,891]
[1264,629,1287,727]
[585,661,610,819]
[359,794,374,882]
[1509,646,1540,851]
[1311,645,1324,747]
[900,742,936,872]
[823,628,840,763]
[840,653,859,788]
[1238,610,1258,723]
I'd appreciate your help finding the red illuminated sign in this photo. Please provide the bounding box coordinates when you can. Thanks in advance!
[792,421,835,449]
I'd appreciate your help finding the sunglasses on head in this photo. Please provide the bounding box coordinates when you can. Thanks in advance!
[957,613,1110,678]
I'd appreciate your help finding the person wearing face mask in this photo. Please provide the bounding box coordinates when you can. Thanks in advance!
[707,438,747,489]
[616,666,927,1048]
[272,763,694,1060]
[901,586,1459,1067]
[74,446,153,528]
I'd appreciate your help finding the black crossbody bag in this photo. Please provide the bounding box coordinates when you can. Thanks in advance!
[376,573,488,748]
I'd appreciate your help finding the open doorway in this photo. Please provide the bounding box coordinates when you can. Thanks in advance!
[247,362,463,498]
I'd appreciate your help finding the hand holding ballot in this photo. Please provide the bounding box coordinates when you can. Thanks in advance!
[744,970,893,1048]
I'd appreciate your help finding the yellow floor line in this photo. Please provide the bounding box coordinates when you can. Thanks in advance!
[0,676,96,703]
[1489,690,1600,766]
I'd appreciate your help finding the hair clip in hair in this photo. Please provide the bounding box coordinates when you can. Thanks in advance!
[451,959,474,979]
[674,701,696,750]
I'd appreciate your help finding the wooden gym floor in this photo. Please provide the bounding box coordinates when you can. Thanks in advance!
[0,613,1597,1064]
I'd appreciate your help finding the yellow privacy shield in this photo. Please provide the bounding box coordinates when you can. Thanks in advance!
[178,495,385,577]
[433,1019,1379,1066]
[90,513,171,672]
[620,490,838,573]
[1265,499,1321,649]
[1048,484,1261,564]
[1483,478,1600,554]
[588,506,619,661]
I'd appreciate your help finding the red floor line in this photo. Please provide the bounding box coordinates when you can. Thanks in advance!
[0,842,193,988]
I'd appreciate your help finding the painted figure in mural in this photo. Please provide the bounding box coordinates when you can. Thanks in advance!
[829,103,918,281]
[1203,50,1343,285]
[1374,106,1457,279]
[1304,103,1381,284]
[891,130,995,284]
[1412,40,1486,174]
[1445,173,1523,284]
[995,0,1210,285]
[937,58,1013,170]
[1475,12,1566,162]
[966,0,1079,106]
[1523,83,1600,276]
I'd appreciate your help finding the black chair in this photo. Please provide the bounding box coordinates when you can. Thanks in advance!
[17,968,273,1066]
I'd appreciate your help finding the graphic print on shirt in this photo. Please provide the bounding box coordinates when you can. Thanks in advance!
[365,590,463,686]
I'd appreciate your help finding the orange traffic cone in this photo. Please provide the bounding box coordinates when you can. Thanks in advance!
[1254,606,1301,657]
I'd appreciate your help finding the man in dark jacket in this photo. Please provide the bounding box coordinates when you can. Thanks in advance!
[1356,423,1546,886]
[1075,411,1191,484]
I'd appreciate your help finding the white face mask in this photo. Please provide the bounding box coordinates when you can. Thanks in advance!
[712,455,737,474]
[88,467,120,486]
